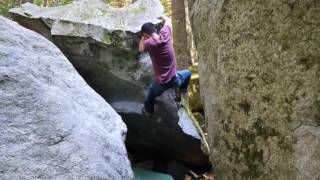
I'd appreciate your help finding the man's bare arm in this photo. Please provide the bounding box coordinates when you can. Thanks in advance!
[139,36,145,53]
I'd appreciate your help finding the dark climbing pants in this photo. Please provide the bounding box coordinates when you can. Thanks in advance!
[144,70,192,113]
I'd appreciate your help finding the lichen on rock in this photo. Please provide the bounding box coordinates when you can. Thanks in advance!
[188,0,320,179]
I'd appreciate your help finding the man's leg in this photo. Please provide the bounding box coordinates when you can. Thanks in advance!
[143,82,166,114]
[177,70,192,93]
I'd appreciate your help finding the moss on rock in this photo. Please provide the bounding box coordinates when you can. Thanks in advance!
[187,64,202,112]
[189,0,320,179]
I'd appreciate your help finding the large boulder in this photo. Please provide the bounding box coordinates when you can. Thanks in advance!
[9,0,164,102]
[0,16,133,179]
[188,0,320,179]
[112,91,209,168]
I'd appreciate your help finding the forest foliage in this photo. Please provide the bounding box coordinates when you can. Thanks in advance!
[0,0,73,16]
[0,0,172,17]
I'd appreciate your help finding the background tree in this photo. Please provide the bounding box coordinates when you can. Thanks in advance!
[171,0,192,69]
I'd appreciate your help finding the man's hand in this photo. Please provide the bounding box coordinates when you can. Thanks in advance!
[158,15,170,22]
[158,15,172,28]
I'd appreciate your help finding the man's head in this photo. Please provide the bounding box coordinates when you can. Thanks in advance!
[141,22,157,38]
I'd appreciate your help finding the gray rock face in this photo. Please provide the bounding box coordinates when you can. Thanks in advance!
[0,16,133,179]
[10,0,164,102]
[188,0,320,179]
[294,126,320,180]
[9,0,209,169]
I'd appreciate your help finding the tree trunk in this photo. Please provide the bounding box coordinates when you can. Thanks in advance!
[22,0,33,3]
[43,0,48,7]
[171,0,192,69]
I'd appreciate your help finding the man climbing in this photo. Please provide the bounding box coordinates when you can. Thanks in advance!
[139,15,192,115]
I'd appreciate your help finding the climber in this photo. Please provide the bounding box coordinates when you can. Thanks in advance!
[139,15,192,116]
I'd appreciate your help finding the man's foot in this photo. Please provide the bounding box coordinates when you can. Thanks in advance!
[141,107,152,116]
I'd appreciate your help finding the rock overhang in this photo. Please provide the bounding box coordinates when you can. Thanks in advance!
[9,0,164,36]
[9,0,165,102]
